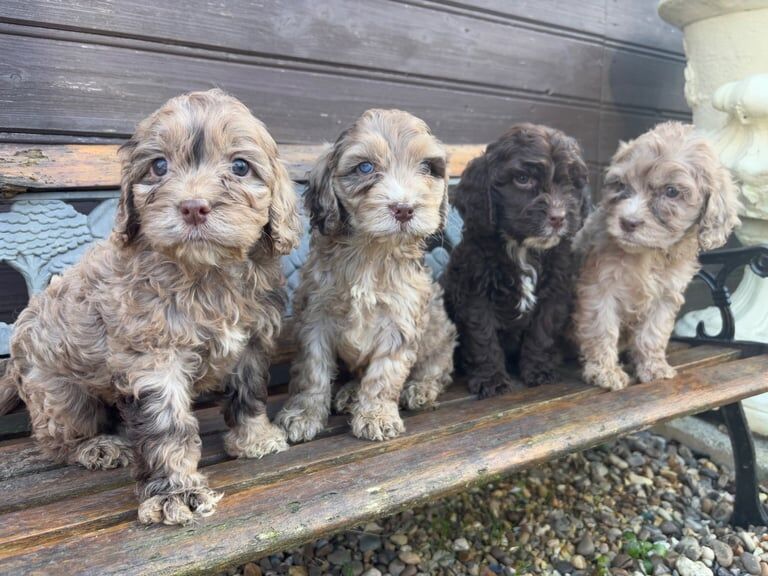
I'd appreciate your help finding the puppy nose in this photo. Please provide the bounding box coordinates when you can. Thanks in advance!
[547,210,566,229]
[179,199,211,225]
[620,217,643,233]
[389,203,414,223]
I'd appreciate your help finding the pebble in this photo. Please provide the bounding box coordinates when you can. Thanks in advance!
[741,532,760,553]
[677,556,714,576]
[390,533,408,546]
[361,569,382,576]
[577,533,595,556]
[571,554,587,570]
[742,552,762,575]
[679,536,703,560]
[398,550,421,565]
[287,567,307,576]
[327,548,351,566]
[712,540,734,567]
[453,537,470,552]
[358,534,382,552]
[242,563,262,576]
[661,520,682,537]
[388,559,405,576]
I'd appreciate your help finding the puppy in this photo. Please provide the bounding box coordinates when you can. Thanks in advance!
[442,124,589,396]
[275,109,456,442]
[0,89,302,525]
[573,122,741,391]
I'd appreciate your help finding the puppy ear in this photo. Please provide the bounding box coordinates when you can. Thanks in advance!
[265,157,302,255]
[112,138,142,247]
[697,151,741,250]
[451,153,492,229]
[305,142,346,235]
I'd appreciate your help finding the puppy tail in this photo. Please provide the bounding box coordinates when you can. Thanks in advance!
[0,359,21,415]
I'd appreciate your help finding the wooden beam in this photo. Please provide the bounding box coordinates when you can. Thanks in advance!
[0,143,486,196]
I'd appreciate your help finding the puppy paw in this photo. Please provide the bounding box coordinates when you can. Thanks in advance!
[275,394,329,443]
[350,401,404,441]
[333,381,359,414]
[467,372,521,398]
[138,486,223,526]
[583,362,631,391]
[224,414,289,459]
[520,365,558,387]
[635,360,677,383]
[400,379,441,411]
[73,434,132,470]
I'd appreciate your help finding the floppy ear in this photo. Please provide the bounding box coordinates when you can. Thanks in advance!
[566,141,591,223]
[697,157,741,250]
[450,153,493,230]
[111,138,142,248]
[304,143,346,235]
[264,157,302,255]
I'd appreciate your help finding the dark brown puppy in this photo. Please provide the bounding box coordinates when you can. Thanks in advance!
[442,124,589,396]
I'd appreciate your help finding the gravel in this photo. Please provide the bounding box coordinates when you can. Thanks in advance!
[223,431,767,576]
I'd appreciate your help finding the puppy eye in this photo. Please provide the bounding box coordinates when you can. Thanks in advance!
[231,158,250,177]
[356,161,375,175]
[419,157,446,179]
[514,174,531,185]
[151,158,168,177]
[665,185,680,198]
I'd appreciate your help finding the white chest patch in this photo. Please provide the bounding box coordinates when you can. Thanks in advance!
[505,238,538,316]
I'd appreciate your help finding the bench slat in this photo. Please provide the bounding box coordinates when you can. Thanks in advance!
[0,344,734,503]
[0,355,766,575]
[0,143,485,195]
[0,380,589,554]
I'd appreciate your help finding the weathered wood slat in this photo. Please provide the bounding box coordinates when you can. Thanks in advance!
[0,343,720,482]
[0,143,485,195]
[1,355,766,575]
[0,1,605,102]
[0,384,479,510]
[0,381,590,554]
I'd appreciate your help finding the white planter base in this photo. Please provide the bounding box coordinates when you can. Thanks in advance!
[675,268,768,435]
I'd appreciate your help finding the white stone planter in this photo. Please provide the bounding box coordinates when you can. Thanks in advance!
[659,0,768,435]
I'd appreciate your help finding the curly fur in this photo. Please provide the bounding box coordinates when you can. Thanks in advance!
[0,89,300,525]
[573,122,741,391]
[442,123,590,396]
[275,109,457,443]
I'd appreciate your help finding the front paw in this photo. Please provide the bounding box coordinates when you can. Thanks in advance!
[350,400,405,441]
[400,380,441,411]
[138,485,223,526]
[635,360,676,383]
[225,414,289,459]
[334,381,359,414]
[520,365,558,387]
[73,434,133,470]
[583,362,631,391]
[467,371,521,398]
[275,394,329,443]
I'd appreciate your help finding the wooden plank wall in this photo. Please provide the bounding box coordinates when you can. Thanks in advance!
[0,1,688,166]
[0,0,689,324]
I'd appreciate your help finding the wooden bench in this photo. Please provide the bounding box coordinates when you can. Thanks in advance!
[1,144,767,575]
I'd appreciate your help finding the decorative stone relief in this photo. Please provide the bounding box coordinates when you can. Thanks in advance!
[0,199,118,355]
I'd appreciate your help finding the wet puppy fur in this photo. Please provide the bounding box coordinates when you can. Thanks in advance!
[574,122,740,391]
[275,109,457,443]
[442,123,590,396]
[0,89,301,525]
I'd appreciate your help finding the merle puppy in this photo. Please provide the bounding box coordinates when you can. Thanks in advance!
[442,124,589,396]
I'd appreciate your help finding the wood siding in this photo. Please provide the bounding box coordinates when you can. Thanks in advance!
[0,1,688,166]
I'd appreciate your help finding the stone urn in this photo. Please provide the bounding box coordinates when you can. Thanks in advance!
[659,0,768,434]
